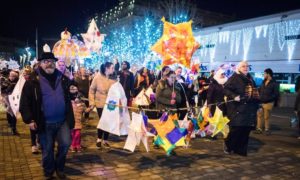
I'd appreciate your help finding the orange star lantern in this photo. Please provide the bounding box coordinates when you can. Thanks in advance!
[151,17,200,68]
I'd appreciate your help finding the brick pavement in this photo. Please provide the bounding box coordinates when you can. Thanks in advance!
[0,107,300,180]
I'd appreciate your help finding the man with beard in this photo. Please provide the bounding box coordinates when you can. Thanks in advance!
[20,50,74,179]
[256,68,279,135]
[118,61,134,103]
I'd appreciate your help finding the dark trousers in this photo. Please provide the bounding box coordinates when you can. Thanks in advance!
[225,126,252,156]
[84,101,89,119]
[6,112,16,130]
[297,112,300,135]
[39,121,71,175]
[178,109,187,120]
[30,129,39,146]
[96,108,109,140]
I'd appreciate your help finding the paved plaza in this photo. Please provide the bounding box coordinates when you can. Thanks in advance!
[0,107,300,180]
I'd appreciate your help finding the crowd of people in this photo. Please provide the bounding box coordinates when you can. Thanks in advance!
[0,50,292,179]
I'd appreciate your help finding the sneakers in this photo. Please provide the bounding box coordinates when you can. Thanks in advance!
[96,139,110,149]
[96,139,102,149]
[70,148,76,153]
[31,146,39,154]
[44,172,54,180]
[77,147,82,153]
[36,143,41,150]
[153,144,160,149]
[56,170,66,179]
[102,142,110,149]
[11,128,20,136]
[169,151,177,156]
[254,128,271,135]
[264,130,271,136]
[70,147,82,153]
[254,128,263,134]
[223,142,231,155]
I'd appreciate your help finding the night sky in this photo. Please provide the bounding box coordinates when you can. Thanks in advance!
[1,0,300,45]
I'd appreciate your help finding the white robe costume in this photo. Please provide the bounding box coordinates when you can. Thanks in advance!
[97,82,131,136]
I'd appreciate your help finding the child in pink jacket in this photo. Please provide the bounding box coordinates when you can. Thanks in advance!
[69,83,87,152]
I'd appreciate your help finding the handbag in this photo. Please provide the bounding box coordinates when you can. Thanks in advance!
[290,115,299,128]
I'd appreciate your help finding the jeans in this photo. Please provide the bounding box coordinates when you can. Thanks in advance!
[39,121,71,175]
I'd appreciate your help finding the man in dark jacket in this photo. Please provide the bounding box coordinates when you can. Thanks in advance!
[256,68,279,135]
[20,51,74,179]
[118,61,134,103]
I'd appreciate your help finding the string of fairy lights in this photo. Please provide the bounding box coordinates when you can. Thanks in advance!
[197,19,300,62]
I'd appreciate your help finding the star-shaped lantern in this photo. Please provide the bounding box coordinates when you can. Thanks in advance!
[208,107,230,137]
[81,19,105,53]
[151,17,200,68]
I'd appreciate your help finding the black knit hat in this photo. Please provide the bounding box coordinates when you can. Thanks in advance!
[264,68,273,77]
[38,52,58,62]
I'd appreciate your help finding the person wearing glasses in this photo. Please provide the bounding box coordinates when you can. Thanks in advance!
[20,50,74,179]
[223,61,259,156]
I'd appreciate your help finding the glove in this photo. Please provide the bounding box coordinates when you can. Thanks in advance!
[234,95,240,102]
[170,99,176,105]
[29,121,37,130]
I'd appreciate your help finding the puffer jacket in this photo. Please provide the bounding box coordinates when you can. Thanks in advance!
[89,73,116,108]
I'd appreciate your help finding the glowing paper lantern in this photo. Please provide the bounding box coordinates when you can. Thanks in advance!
[53,30,79,67]
[81,19,105,53]
[152,113,187,155]
[208,107,230,137]
[151,17,200,68]
[71,36,90,59]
